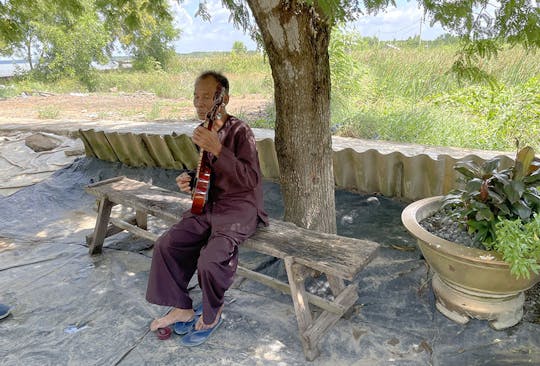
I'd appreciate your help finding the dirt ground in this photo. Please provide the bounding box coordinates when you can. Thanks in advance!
[0,91,272,122]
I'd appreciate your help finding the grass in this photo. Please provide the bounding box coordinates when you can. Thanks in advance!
[37,106,60,119]
[88,53,274,99]
[145,102,162,121]
[1,42,538,151]
[329,42,540,152]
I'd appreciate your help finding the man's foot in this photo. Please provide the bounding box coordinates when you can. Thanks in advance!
[194,305,223,331]
[150,307,195,332]
[181,310,224,347]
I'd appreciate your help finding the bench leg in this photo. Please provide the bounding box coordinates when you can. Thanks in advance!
[89,198,114,255]
[327,275,345,295]
[86,215,138,246]
[284,256,320,361]
[326,275,354,319]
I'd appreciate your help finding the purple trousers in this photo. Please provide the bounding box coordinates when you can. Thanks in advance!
[145,207,257,324]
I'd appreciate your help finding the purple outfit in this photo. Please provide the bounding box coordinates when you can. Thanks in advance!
[146,116,268,324]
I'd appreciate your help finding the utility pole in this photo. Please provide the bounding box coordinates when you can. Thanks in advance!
[419,13,423,47]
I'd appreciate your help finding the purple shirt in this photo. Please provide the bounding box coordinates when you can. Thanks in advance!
[185,115,269,231]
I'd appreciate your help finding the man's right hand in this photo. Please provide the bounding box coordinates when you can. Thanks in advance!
[176,172,192,193]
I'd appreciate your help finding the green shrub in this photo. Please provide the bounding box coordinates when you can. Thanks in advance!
[493,214,540,279]
[443,146,540,278]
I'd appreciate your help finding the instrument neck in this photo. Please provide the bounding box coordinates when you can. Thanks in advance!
[207,113,228,132]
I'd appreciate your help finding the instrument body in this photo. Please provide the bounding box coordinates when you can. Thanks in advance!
[191,85,225,214]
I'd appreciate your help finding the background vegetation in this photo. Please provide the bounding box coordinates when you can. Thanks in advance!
[1,34,538,152]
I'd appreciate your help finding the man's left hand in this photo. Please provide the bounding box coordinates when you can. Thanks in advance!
[193,126,222,157]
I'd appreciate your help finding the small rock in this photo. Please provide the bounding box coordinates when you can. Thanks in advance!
[366,197,380,207]
[25,133,61,152]
[64,148,86,156]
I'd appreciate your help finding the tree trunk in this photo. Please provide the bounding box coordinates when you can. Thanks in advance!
[25,38,33,70]
[247,1,336,234]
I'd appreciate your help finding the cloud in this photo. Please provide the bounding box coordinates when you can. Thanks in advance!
[171,0,256,53]
[351,2,446,40]
[169,1,193,29]
[170,1,447,53]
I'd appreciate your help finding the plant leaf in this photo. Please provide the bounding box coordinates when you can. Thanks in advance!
[497,203,511,216]
[471,200,494,221]
[492,171,511,185]
[455,160,482,179]
[524,169,540,184]
[524,190,540,207]
[465,178,482,193]
[487,189,504,204]
[482,157,501,176]
[504,180,525,203]
[512,200,532,220]
[514,146,535,180]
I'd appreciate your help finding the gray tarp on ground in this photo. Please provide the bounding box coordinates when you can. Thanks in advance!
[1,157,539,365]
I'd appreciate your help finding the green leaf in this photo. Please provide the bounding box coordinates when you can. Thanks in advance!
[465,178,482,193]
[524,169,540,185]
[487,189,504,204]
[455,160,482,179]
[497,203,511,216]
[512,200,532,220]
[494,216,540,279]
[475,207,495,221]
[503,180,525,203]
[514,146,535,179]
[524,190,540,207]
[482,157,501,175]
[492,172,511,185]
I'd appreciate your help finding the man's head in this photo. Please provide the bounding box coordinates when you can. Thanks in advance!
[193,71,230,121]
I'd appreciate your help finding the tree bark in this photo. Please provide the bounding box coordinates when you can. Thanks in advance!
[247,1,337,234]
[25,38,33,70]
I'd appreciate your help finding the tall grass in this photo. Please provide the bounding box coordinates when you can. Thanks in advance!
[1,43,538,151]
[331,42,540,151]
[90,52,273,99]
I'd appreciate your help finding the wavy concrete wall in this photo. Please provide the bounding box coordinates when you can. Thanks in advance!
[332,149,513,200]
[79,129,515,201]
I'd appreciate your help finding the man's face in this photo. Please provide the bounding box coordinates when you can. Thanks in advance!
[193,76,219,121]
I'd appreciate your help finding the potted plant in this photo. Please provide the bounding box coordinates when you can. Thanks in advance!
[401,146,540,329]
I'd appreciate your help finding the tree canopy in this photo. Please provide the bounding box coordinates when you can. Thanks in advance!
[0,0,178,86]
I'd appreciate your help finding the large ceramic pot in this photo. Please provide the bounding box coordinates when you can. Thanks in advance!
[401,196,540,329]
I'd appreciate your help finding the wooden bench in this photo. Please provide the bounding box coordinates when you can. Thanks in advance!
[85,176,379,361]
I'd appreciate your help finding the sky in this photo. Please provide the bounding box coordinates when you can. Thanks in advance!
[170,0,448,54]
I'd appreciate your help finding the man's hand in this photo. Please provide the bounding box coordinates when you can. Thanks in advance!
[176,172,192,193]
[193,126,222,157]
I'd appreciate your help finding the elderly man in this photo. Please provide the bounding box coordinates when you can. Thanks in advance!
[146,71,268,346]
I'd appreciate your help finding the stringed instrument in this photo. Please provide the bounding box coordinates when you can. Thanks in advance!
[190,84,225,214]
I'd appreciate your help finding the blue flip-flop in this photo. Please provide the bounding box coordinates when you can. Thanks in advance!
[173,304,203,335]
[0,304,10,320]
[180,315,223,347]
[193,303,203,316]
